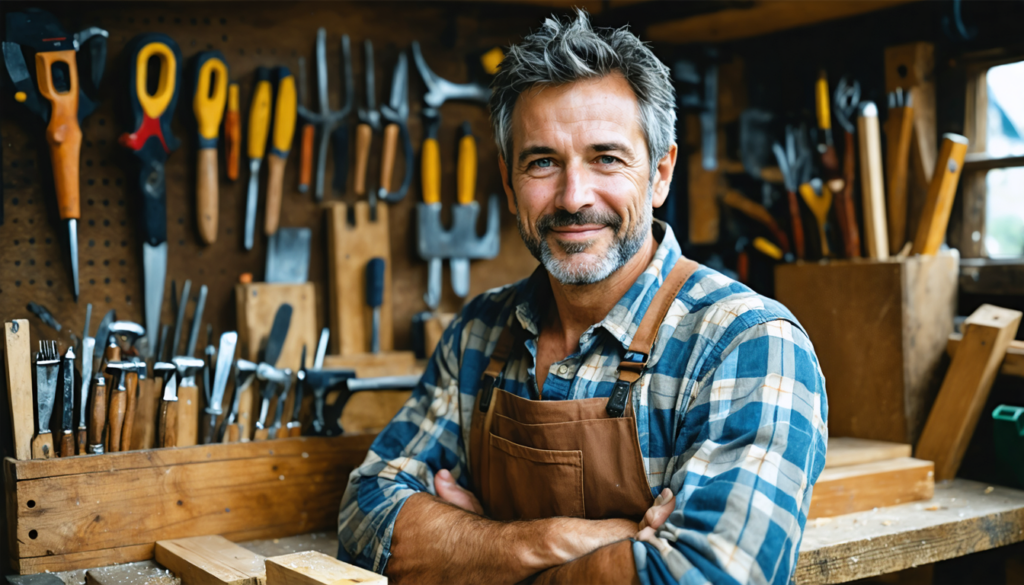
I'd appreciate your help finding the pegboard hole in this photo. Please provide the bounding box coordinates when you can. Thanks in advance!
[26,500,35,509]
[28,530,37,539]
[898,65,908,78]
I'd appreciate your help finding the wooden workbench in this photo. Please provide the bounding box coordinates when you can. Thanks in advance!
[34,479,1024,585]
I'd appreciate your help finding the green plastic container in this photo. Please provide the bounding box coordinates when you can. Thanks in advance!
[993,404,1024,489]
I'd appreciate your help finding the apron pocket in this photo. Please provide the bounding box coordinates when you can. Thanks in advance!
[487,434,584,521]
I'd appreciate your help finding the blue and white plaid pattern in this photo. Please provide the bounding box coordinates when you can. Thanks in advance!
[338,221,828,585]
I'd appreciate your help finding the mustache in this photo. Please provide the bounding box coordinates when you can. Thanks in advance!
[535,209,623,236]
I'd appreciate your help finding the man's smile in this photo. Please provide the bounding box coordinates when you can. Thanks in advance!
[549,224,609,242]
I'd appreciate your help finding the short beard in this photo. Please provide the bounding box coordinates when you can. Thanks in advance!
[516,189,653,286]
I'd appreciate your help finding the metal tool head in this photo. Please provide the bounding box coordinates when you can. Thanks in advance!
[93,310,116,358]
[417,194,502,260]
[304,367,356,436]
[357,40,381,130]
[377,51,413,204]
[154,362,178,401]
[834,77,862,135]
[172,356,205,388]
[126,357,148,380]
[109,321,145,354]
[411,41,490,110]
[104,361,129,391]
[207,332,238,415]
[185,285,208,357]
[265,228,312,283]
[257,363,291,386]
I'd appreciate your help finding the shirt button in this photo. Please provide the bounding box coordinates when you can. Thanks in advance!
[557,365,569,375]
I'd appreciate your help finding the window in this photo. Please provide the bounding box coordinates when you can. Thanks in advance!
[983,60,1024,258]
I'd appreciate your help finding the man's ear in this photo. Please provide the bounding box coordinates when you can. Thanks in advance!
[498,155,517,215]
[651,143,678,209]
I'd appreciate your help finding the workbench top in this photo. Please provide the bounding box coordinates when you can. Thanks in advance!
[30,479,1024,585]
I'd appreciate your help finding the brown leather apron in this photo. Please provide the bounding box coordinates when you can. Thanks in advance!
[469,258,700,522]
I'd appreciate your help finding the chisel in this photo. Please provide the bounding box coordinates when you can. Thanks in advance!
[202,332,237,444]
[77,304,95,454]
[254,363,291,440]
[286,345,309,438]
[265,67,297,236]
[366,258,385,353]
[86,374,107,454]
[154,361,178,448]
[32,341,59,459]
[58,347,76,457]
[104,362,128,453]
[226,82,241,181]
[193,51,229,245]
[169,279,191,359]
[911,134,969,256]
[245,67,273,250]
[220,359,257,442]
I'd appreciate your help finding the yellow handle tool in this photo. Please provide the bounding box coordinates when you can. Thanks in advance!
[457,122,477,205]
[243,67,272,251]
[421,133,441,205]
[912,133,969,256]
[265,67,297,236]
[193,52,229,245]
[798,183,833,258]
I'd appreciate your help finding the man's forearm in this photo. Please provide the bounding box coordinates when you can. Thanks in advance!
[386,492,637,585]
[529,539,639,585]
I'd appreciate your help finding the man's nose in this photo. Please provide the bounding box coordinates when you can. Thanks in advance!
[555,162,595,214]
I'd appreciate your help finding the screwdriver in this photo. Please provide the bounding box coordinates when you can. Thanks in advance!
[193,52,229,245]
[297,57,314,194]
[366,257,385,353]
[245,68,272,251]
[225,83,241,181]
[265,67,297,236]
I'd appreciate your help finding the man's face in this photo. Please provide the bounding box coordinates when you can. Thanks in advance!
[499,73,674,285]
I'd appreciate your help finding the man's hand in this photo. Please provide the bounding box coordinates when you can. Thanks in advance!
[435,469,484,515]
[637,488,675,536]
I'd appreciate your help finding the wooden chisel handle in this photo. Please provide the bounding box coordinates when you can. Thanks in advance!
[299,124,314,193]
[200,413,218,445]
[840,131,861,258]
[36,51,82,224]
[120,373,139,452]
[158,400,179,448]
[380,123,399,193]
[912,134,969,256]
[31,433,54,460]
[886,105,915,252]
[264,153,286,235]
[77,427,87,456]
[226,83,241,181]
[786,191,805,260]
[106,389,126,452]
[87,377,107,453]
[287,423,302,438]
[857,103,889,260]
[197,148,219,244]
[252,427,270,441]
[224,422,242,443]
[60,431,75,458]
[354,123,372,196]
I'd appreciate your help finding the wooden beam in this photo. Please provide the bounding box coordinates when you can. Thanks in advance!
[155,536,266,585]
[4,320,33,461]
[959,259,1024,296]
[825,438,912,468]
[963,153,1024,173]
[647,0,920,44]
[265,551,386,585]
[808,457,934,519]
[916,304,1022,480]
[947,333,1024,378]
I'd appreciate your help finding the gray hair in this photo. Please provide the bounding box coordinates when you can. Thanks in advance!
[489,10,676,179]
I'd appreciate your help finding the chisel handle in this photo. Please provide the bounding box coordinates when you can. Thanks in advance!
[886,105,915,252]
[354,123,372,196]
[60,431,75,458]
[224,422,242,443]
[106,389,126,452]
[457,123,477,205]
[380,123,399,193]
[856,103,889,260]
[225,83,241,181]
[839,131,862,258]
[77,427,87,456]
[120,373,139,452]
[264,153,286,235]
[786,191,805,260]
[286,422,302,438]
[422,137,440,205]
[299,124,314,193]
[36,50,82,223]
[201,413,218,445]
[158,400,178,448]
[31,433,55,459]
[252,427,270,441]
[197,148,219,244]
[912,133,969,256]
[87,377,107,452]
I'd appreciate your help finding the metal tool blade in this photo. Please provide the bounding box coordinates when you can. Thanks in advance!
[170,279,191,358]
[412,41,490,108]
[450,258,470,298]
[156,362,178,401]
[67,219,80,301]
[313,327,329,369]
[425,258,442,310]
[358,39,378,127]
[78,305,95,429]
[265,228,312,283]
[93,309,115,367]
[186,285,208,357]
[348,375,420,391]
[207,332,238,415]
[244,159,261,250]
[61,347,76,432]
[385,53,409,118]
[35,342,60,434]
[316,28,329,115]
[263,304,293,367]
[143,242,167,359]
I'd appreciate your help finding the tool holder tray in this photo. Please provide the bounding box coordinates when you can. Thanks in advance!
[4,433,376,575]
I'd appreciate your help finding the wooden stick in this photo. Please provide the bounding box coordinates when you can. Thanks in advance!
[4,320,33,460]
[911,134,969,256]
[857,102,889,260]
[886,104,915,252]
[917,304,1022,480]
[120,371,138,452]
[265,551,387,585]
[947,333,1024,378]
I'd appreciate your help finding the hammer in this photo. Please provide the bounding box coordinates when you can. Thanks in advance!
[220,359,257,442]
[254,363,292,441]
[153,361,179,448]
[109,321,145,450]
[171,356,205,447]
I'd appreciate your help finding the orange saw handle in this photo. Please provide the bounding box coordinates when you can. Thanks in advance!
[36,50,82,222]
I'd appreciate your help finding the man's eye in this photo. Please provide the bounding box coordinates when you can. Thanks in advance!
[598,155,618,164]
[530,158,552,169]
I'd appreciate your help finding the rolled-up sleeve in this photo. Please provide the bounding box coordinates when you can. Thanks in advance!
[337,313,468,573]
[635,318,828,585]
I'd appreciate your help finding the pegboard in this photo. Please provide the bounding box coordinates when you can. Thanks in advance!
[0,1,551,354]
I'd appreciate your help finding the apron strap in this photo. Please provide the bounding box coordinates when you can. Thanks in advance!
[607,258,700,417]
[478,320,517,412]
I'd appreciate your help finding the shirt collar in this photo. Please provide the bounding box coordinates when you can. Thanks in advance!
[513,220,684,352]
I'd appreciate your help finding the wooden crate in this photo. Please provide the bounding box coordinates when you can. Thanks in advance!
[775,252,958,444]
[4,434,375,575]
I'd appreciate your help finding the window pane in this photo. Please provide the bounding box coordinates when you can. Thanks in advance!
[986,60,1024,157]
[985,167,1024,258]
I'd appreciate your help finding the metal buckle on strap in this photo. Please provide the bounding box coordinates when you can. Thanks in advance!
[606,379,631,418]
[479,374,498,412]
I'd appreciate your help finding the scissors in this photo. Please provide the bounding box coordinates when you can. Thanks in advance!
[118,33,182,358]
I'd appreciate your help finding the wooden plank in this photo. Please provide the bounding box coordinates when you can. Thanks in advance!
[916,304,1022,480]
[962,153,1024,172]
[4,320,33,461]
[327,202,394,356]
[825,438,912,468]
[6,434,376,573]
[947,333,1024,378]
[809,457,933,519]
[86,562,180,585]
[646,0,919,44]
[911,134,969,256]
[958,68,988,257]
[797,479,1024,584]
[265,551,386,585]
[156,535,266,585]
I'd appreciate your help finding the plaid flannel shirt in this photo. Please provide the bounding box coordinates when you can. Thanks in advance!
[338,221,828,585]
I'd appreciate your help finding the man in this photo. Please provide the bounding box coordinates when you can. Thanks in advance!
[339,11,827,585]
